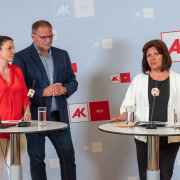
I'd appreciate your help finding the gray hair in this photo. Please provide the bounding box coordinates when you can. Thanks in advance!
[32,20,52,33]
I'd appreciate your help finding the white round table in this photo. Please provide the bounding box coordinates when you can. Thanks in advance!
[1,121,68,134]
[99,122,180,180]
[0,121,68,180]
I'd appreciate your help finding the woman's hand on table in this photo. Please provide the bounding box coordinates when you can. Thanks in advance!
[21,113,31,121]
[109,113,126,123]
[22,105,31,121]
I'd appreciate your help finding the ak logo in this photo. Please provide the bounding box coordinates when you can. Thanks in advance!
[132,9,143,20]
[72,108,86,118]
[91,39,113,50]
[134,11,142,18]
[53,0,95,20]
[161,30,180,62]
[82,143,92,153]
[169,39,180,54]
[68,103,90,123]
[81,142,102,153]
[133,8,154,20]
[93,42,101,48]
[83,145,91,151]
[53,0,74,20]
[57,5,71,15]
[91,39,102,50]
[109,74,120,84]
[134,12,141,17]
[111,76,119,82]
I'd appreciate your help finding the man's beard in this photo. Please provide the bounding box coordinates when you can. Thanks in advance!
[42,43,51,51]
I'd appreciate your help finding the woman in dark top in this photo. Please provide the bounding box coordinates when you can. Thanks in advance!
[109,40,180,180]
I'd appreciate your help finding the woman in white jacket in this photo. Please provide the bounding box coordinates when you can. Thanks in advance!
[109,39,180,180]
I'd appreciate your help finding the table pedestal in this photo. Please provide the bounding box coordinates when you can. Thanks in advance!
[10,134,22,180]
[0,121,67,179]
[147,136,160,180]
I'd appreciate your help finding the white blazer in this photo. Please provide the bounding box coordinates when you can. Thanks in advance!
[120,70,180,143]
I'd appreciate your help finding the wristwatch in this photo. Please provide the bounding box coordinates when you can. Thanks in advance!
[64,87,67,93]
[64,87,68,96]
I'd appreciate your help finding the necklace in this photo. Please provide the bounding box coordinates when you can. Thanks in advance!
[151,71,164,77]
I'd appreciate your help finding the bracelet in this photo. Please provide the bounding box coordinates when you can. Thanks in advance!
[25,113,31,117]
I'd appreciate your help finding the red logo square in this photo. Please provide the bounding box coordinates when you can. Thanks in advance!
[161,30,180,62]
[120,73,131,83]
[89,101,110,121]
[71,63,77,73]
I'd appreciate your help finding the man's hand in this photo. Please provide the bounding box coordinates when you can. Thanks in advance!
[43,83,55,97]
[52,83,66,96]
[109,113,126,123]
[43,83,67,97]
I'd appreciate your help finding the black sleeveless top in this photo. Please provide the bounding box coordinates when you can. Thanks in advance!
[148,75,170,146]
[135,75,180,146]
[148,75,169,122]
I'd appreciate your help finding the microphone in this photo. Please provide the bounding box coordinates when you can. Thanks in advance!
[18,80,36,127]
[146,82,160,129]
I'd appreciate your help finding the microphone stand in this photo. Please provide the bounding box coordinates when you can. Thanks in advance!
[146,95,157,129]
[18,80,36,127]
[146,82,158,129]
[21,97,31,122]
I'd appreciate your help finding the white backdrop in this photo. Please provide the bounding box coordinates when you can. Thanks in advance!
[1,0,180,179]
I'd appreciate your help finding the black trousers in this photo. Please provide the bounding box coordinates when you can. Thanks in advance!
[135,137,180,180]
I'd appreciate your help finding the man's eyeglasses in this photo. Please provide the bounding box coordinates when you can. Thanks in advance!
[33,33,55,40]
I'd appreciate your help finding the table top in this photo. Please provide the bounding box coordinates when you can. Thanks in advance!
[99,122,180,136]
[0,121,68,134]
